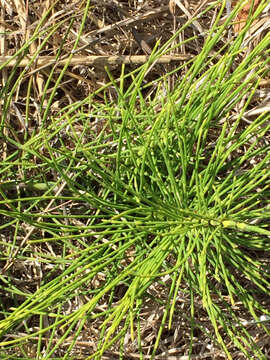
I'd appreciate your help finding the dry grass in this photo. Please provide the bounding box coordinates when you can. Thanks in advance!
[1,0,270,358]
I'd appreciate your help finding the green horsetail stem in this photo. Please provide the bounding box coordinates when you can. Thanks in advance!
[210,219,270,236]
[0,181,57,191]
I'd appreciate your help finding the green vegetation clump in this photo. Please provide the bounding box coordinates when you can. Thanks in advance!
[0,1,270,358]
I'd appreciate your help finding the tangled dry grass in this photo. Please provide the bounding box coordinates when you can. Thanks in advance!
[1,0,270,358]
